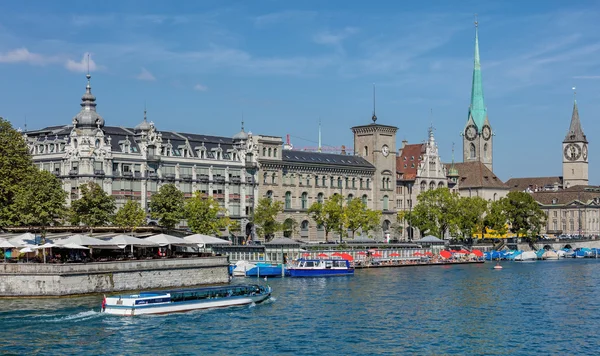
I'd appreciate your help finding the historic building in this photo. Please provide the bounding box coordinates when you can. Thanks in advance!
[562,97,589,188]
[396,127,453,239]
[462,20,493,172]
[24,72,259,231]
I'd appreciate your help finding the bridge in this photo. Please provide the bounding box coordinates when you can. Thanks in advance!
[516,238,600,251]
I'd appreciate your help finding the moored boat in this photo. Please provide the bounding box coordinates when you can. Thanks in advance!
[288,258,354,277]
[102,284,272,316]
[245,262,287,277]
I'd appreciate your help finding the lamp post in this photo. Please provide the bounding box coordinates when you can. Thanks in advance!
[408,182,413,242]
[339,179,343,244]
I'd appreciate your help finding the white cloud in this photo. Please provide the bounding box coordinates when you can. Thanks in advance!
[313,27,358,46]
[136,67,156,81]
[193,83,208,91]
[254,10,317,27]
[0,47,53,65]
[65,52,99,73]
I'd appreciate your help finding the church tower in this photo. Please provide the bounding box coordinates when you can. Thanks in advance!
[562,95,588,188]
[462,19,493,171]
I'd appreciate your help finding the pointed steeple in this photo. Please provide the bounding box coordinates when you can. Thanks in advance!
[565,92,587,143]
[72,54,104,129]
[468,18,486,131]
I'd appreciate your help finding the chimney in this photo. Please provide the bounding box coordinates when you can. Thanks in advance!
[402,140,408,149]
[341,145,346,155]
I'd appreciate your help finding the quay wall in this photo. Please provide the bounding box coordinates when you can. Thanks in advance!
[516,239,600,251]
[0,257,229,297]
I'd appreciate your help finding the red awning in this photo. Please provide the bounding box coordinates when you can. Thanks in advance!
[389,252,400,257]
[472,249,484,257]
[317,253,329,258]
[340,253,354,261]
[440,250,452,259]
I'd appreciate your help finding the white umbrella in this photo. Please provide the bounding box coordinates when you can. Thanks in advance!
[8,233,37,247]
[145,234,196,247]
[19,247,34,253]
[0,239,16,262]
[34,242,57,263]
[61,243,90,250]
[54,234,117,248]
[107,234,158,254]
[184,234,232,246]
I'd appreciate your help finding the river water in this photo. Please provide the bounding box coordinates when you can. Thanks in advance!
[1,260,599,355]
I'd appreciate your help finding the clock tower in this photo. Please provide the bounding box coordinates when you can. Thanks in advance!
[462,20,493,172]
[562,97,588,188]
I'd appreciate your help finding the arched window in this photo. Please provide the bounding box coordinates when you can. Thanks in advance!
[73,139,78,148]
[484,143,488,158]
[420,181,427,191]
[283,218,295,238]
[306,175,310,186]
[438,182,444,188]
[263,172,268,184]
[301,192,308,209]
[429,182,435,190]
[362,195,368,205]
[268,147,272,157]
[301,220,309,231]
[364,146,369,157]
[317,223,324,231]
[383,195,389,210]
[262,147,266,156]
[285,191,292,209]
[493,193,498,201]
[469,143,476,158]
[382,219,391,232]
[352,178,356,188]
[337,177,342,188]
[360,178,363,189]
[322,176,326,187]
[347,194,354,204]
[266,190,273,200]
[317,192,324,204]
[273,148,278,157]
[271,173,276,184]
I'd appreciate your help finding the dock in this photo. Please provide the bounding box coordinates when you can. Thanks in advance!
[354,260,484,269]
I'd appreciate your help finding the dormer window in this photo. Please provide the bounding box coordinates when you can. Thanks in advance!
[552,198,558,204]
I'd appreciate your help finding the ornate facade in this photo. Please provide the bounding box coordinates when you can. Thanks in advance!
[562,98,589,188]
[25,73,259,231]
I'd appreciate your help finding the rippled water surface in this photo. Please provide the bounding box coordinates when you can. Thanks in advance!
[2,260,600,355]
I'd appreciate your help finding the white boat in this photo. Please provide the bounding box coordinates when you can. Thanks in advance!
[514,251,537,261]
[542,250,559,260]
[232,260,256,277]
[102,284,272,316]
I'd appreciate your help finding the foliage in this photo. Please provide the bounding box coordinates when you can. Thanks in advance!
[11,170,67,233]
[308,194,344,242]
[283,218,299,238]
[69,182,116,230]
[0,117,35,227]
[149,183,185,229]
[184,193,229,236]
[344,198,382,239]
[456,196,489,240]
[484,200,509,237]
[113,200,146,232]
[410,188,460,238]
[228,220,241,234]
[253,197,284,240]
[503,191,547,237]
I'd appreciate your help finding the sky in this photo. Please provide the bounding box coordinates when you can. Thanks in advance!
[1,0,600,183]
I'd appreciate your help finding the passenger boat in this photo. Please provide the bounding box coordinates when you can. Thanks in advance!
[101,284,272,316]
[287,258,354,277]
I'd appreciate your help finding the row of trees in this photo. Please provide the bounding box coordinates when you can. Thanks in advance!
[402,188,547,240]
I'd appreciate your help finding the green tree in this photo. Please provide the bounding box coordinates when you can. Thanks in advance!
[0,117,35,227]
[184,193,229,235]
[228,220,241,236]
[484,199,509,237]
[308,194,344,242]
[410,188,460,238]
[11,170,67,235]
[149,183,184,229]
[456,196,489,240]
[503,191,547,238]
[113,199,146,233]
[253,197,284,241]
[344,198,382,240]
[70,182,116,233]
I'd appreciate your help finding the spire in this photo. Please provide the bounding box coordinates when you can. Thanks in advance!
[371,83,377,123]
[232,112,248,141]
[135,102,151,131]
[72,54,104,129]
[448,142,459,177]
[318,118,322,153]
[468,15,486,131]
[565,88,587,143]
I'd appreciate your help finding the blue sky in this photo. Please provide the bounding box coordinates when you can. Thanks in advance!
[1,0,600,182]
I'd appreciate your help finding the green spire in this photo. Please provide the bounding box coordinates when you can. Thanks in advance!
[468,20,486,131]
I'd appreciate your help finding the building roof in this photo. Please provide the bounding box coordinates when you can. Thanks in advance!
[505,176,563,192]
[532,185,600,205]
[73,73,105,129]
[448,161,508,189]
[281,150,374,169]
[564,100,587,143]
[396,143,425,180]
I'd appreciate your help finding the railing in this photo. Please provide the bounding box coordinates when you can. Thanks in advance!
[94,170,105,176]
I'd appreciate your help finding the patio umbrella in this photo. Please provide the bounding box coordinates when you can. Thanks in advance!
[389,252,400,257]
[440,250,452,259]
[424,251,433,257]
[340,253,354,261]
[472,249,484,257]
[332,252,343,257]
[372,252,383,258]
[34,243,57,263]
[62,243,90,250]
[302,253,311,257]
[317,253,329,258]
[357,251,367,256]
[0,239,16,262]
[413,252,423,257]
[459,249,470,255]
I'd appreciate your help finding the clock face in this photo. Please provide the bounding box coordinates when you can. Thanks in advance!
[564,143,582,161]
[583,144,588,161]
[465,124,477,141]
[482,125,492,141]
[382,145,389,157]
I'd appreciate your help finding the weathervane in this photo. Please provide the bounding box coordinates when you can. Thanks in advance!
[474,13,478,27]
[572,86,577,101]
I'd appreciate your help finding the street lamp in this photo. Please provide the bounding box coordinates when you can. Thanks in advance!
[408,182,413,242]
[339,179,343,244]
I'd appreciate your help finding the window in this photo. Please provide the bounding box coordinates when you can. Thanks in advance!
[345,177,349,188]
[362,195,368,205]
[383,195,389,210]
[337,178,342,188]
[301,220,309,231]
[266,190,273,200]
[470,143,476,159]
[273,148,278,158]
[268,147,272,157]
[438,182,444,188]
[271,173,276,184]
[352,178,356,188]
[420,181,427,191]
[484,143,488,158]
[366,179,370,189]
[301,192,308,209]
[347,194,353,204]
[429,182,435,190]
[317,193,324,204]
[553,211,557,217]
[306,175,310,186]
[322,176,326,187]
[360,178,363,189]
[285,191,291,209]
[262,147,266,156]
[263,173,268,184]
[364,146,369,157]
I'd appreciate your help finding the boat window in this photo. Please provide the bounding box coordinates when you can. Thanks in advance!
[305,261,315,267]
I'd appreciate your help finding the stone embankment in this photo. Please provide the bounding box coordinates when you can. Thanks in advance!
[0,257,229,297]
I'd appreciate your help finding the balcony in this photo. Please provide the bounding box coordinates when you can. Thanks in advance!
[164,173,176,180]
[94,170,105,176]
[147,153,160,162]
[148,172,158,179]
[213,176,226,183]
[122,171,133,178]
[68,169,78,176]
[231,177,241,183]
[198,174,209,182]
[181,174,193,181]
[52,170,61,176]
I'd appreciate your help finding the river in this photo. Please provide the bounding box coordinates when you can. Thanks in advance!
[1,259,599,355]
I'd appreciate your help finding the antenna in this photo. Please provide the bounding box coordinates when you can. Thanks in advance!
[371,83,377,123]
[242,111,244,131]
[318,118,322,153]
[572,86,577,101]
[24,115,27,132]
[144,100,147,120]
[87,53,90,75]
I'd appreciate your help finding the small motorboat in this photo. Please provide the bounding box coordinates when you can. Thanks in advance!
[288,258,354,277]
[493,262,503,270]
[232,261,256,277]
[245,262,287,277]
[102,284,272,316]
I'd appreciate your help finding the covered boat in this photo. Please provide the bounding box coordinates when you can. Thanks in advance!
[514,251,537,261]
[102,284,272,316]
[245,262,286,277]
[232,261,256,277]
[288,258,354,277]
[542,250,559,260]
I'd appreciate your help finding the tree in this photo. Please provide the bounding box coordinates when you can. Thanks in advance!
[308,194,344,242]
[184,193,229,235]
[0,117,35,227]
[70,182,116,232]
[283,218,299,238]
[113,200,146,233]
[410,188,460,238]
[456,196,489,240]
[149,183,184,230]
[344,198,382,240]
[484,199,509,237]
[503,191,547,238]
[228,220,241,236]
[11,170,67,235]
[253,197,283,241]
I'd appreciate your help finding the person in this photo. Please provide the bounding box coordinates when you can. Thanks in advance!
[101,295,107,312]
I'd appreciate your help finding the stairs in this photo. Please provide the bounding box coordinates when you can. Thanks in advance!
[493,240,506,251]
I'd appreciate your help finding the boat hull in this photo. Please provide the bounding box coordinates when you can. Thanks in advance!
[288,268,354,278]
[245,264,285,277]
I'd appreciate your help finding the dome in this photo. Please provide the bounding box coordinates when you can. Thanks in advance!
[73,74,104,129]
[448,165,459,177]
[135,109,151,131]
[233,129,248,141]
